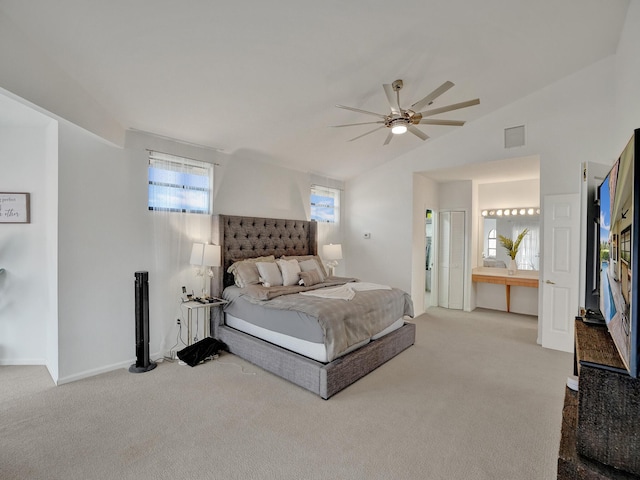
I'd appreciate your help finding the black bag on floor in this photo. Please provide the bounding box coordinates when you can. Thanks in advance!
[177,338,228,367]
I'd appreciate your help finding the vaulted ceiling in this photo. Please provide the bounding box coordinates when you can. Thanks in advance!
[0,0,630,180]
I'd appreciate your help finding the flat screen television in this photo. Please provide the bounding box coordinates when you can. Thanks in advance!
[596,129,640,378]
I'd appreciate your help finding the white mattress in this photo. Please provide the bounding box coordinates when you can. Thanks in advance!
[225,314,405,363]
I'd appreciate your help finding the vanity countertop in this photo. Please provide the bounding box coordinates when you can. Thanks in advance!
[472,267,538,280]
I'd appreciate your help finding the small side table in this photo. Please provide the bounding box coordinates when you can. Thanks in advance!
[181,298,227,345]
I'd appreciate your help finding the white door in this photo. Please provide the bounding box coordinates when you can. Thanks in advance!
[449,211,465,309]
[542,193,580,352]
[438,211,465,309]
[438,212,451,307]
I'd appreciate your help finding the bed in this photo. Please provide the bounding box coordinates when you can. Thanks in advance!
[211,214,416,399]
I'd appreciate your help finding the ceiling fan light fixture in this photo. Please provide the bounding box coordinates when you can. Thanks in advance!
[391,124,408,135]
[334,79,479,144]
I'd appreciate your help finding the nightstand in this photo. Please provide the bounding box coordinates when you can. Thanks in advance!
[181,298,227,345]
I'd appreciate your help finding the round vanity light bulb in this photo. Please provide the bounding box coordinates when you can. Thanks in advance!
[527,208,534,215]
[391,124,408,134]
[496,209,503,216]
[504,209,510,216]
[481,210,488,217]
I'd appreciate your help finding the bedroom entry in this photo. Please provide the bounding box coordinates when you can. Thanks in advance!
[438,210,465,309]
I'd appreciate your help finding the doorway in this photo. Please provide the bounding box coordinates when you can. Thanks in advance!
[425,209,434,308]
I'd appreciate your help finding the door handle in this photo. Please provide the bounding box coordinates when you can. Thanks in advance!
[545,280,555,285]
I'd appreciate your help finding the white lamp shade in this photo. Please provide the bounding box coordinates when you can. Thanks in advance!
[202,244,221,267]
[189,243,204,265]
[322,243,343,261]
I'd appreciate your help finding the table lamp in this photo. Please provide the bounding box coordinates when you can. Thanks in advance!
[322,243,342,276]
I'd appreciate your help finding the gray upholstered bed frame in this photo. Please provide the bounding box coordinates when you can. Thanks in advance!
[211,214,416,399]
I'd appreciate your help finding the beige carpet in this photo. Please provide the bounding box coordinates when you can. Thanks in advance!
[0,307,572,480]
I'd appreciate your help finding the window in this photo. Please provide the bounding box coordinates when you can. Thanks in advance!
[487,228,497,258]
[148,151,213,214]
[310,185,340,223]
[621,226,631,264]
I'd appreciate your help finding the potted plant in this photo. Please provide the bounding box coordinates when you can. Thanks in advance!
[499,228,528,275]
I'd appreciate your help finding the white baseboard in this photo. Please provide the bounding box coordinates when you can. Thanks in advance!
[0,358,46,366]
[56,351,162,385]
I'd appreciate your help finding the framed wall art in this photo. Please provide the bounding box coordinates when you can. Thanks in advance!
[0,193,30,223]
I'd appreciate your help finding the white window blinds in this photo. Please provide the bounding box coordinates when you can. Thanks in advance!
[148,151,213,214]
[311,185,340,224]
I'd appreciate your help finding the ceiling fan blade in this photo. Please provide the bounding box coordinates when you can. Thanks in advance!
[420,98,480,117]
[383,84,401,114]
[410,81,455,112]
[407,125,429,141]
[336,104,387,119]
[418,119,466,126]
[348,126,386,142]
[383,131,394,145]
[331,121,385,128]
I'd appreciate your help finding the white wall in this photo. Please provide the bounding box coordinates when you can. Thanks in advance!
[44,122,59,381]
[0,120,57,369]
[57,124,148,382]
[615,0,640,148]
[478,178,540,211]
[345,161,414,291]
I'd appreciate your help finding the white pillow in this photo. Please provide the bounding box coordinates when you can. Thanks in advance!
[298,259,325,281]
[276,259,301,286]
[256,262,283,287]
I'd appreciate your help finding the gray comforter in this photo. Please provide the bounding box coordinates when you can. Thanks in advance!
[230,279,414,361]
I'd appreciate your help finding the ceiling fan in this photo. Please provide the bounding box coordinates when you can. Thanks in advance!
[333,79,479,145]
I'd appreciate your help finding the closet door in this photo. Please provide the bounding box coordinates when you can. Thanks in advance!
[438,212,451,307]
[438,211,465,309]
[448,211,465,309]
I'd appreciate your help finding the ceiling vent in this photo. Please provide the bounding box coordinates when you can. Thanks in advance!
[504,125,525,148]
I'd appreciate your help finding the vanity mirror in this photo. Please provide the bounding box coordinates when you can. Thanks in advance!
[479,211,540,271]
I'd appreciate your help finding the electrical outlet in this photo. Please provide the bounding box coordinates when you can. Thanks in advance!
[176,318,181,326]
[364,232,371,239]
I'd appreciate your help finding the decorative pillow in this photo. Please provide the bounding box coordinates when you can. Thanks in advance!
[298,270,323,287]
[298,258,325,282]
[227,255,275,288]
[281,255,328,278]
[256,261,283,287]
[276,259,301,286]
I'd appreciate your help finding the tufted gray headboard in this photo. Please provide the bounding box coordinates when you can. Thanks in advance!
[211,215,318,296]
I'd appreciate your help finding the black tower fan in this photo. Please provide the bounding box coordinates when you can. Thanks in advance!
[129,271,157,373]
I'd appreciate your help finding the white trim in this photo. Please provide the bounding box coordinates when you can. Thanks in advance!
[55,351,161,385]
[0,358,46,365]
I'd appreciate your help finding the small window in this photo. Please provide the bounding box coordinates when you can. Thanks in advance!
[488,228,497,257]
[148,151,213,214]
[621,226,631,264]
[310,185,340,223]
